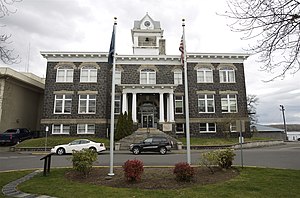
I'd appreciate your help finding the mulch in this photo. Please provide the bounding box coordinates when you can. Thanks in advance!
[65,166,239,190]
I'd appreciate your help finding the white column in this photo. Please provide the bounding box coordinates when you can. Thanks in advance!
[159,93,164,123]
[122,93,127,114]
[132,93,137,122]
[167,95,170,122]
[169,93,175,122]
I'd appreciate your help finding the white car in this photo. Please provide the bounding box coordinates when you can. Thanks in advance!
[51,139,106,155]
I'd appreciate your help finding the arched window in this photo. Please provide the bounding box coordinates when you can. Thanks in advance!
[80,66,97,82]
[140,69,156,84]
[56,66,73,82]
[197,68,213,83]
[219,67,235,83]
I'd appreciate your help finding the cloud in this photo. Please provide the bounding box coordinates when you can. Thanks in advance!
[0,0,299,124]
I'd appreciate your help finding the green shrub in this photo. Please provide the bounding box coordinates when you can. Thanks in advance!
[72,149,97,177]
[173,162,195,182]
[123,159,144,182]
[216,149,236,169]
[201,150,219,173]
[201,149,236,171]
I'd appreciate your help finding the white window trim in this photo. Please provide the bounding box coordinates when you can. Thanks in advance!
[78,95,96,114]
[230,123,237,132]
[80,67,97,83]
[221,94,238,113]
[52,124,70,134]
[140,70,156,84]
[115,70,121,84]
[175,123,185,134]
[175,96,184,114]
[174,70,183,85]
[197,68,213,83]
[199,123,216,133]
[56,68,74,83]
[54,95,72,114]
[77,124,95,134]
[198,94,215,113]
[219,68,235,83]
[114,95,121,114]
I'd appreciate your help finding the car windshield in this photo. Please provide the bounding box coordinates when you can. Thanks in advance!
[4,129,18,133]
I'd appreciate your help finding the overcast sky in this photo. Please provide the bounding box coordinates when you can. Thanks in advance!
[1,0,299,124]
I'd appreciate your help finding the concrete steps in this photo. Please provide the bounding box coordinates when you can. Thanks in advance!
[117,128,178,150]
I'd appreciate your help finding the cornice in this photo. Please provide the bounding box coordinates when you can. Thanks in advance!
[40,51,249,64]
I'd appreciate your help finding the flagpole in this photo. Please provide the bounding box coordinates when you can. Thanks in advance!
[108,17,117,176]
[182,19,191,164]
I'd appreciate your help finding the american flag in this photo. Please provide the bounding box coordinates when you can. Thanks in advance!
[179,35,184,64]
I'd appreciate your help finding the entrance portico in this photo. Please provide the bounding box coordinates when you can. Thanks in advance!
[120,84,177,129]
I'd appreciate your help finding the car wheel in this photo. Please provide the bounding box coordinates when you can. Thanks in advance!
[89,147,97,153]
[132,147,140,155]
[159,147,167,155]
[56,147,65,155]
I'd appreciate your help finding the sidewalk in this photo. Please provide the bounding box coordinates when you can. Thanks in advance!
[2,170,57,198]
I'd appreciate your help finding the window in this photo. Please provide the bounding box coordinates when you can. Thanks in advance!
[219,67,235,83]
[115,70,121,84]
[200,123,216,133]
[56,68,73,82]
[77,124,95,134]
[54,95,72,114]
[230,122,237,132]
[114,95,121,114]
[176,123,184,134]
[198,94,215,113]
[221,94,237,113]
[174,70,183,84]
[140,69,156,84]
[197,68,213,83]
[175,96,184,114]
[52,124,70,134]
[80,67,97,82]
[79,95,96,114]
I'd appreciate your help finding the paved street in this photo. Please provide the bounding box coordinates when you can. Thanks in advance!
[0,142,299,171]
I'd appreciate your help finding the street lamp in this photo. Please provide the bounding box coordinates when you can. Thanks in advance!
[279,105,287,140]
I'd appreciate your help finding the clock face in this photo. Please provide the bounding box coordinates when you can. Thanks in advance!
[144,21,151,27]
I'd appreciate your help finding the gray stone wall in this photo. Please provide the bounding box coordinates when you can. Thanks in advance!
[42,60,249,137]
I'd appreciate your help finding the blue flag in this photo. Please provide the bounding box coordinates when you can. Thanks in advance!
[108,26,115,65]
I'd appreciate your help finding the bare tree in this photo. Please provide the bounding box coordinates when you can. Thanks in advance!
[247,94,259,124]
[0,0,21,64]
[224,0,300,81]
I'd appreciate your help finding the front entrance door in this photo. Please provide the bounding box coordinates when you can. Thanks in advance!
[142,114,154,128]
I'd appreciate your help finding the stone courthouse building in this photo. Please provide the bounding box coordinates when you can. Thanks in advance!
[41,14,249,138]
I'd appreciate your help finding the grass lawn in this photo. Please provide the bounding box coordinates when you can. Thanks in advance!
[178,137,274,146]
[0,170,32,198]
[17,136,275,148]
[10,167,300,198]
[16,136,110,148]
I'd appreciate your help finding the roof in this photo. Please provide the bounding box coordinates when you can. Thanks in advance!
[251,124,284,132]
[0,67,45,90]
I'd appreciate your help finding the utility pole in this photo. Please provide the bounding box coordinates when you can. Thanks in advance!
[279,105,287,140]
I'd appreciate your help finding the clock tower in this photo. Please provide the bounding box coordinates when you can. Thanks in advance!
[131,13,165,55]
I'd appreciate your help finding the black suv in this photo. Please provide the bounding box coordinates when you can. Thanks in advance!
[129,136,173,155]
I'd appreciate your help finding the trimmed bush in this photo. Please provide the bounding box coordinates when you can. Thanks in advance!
[201,149,236,170]
[123,159,144,182]
[72,149,97,177]
[173,162,195,182]
[217,149,236,169]
[201,150,219,173]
